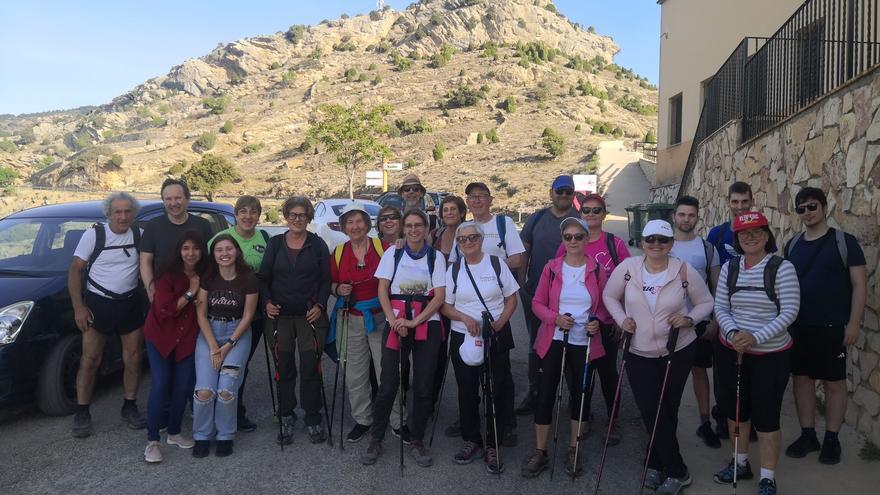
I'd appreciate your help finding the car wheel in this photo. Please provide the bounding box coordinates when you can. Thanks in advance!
[37,333,81,416]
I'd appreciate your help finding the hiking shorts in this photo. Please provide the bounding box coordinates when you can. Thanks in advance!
[86,290,146,336]
[715,344,790,433]
[692,321,713,369]
[790,324,847,381]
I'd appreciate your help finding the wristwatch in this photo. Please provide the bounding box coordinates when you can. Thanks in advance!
[225,338,237,347]
[684,316,694,327]
[183,291,195,302]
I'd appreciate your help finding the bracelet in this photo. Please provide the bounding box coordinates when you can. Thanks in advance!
[725,329,739,340]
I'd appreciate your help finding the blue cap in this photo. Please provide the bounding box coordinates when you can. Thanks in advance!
[552,175,574,190]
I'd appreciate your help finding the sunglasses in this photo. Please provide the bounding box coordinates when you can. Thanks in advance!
[643,236,671,245]
[554,188,574,196]
[400,186,422,193]
[581,206,605,215]
[562,233,586,242]
[378,214,401,222]
[456,234,482,244]
[795,203,820,214]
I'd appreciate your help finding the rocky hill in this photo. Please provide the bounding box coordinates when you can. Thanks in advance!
[0,0,657,217]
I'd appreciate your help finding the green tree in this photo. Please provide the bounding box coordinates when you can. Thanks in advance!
[645,129,657,143]
[306,103,392,198]
[182,154,239,201]
[542,128,565,159]
[285,24,307,44]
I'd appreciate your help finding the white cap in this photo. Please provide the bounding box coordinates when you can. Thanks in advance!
[642,219,674,238]
[459,332,485,366]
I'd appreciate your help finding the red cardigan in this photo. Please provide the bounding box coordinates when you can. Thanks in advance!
[143,271,199,362]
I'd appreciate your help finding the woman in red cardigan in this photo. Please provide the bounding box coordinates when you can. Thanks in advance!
[142,231,207,463]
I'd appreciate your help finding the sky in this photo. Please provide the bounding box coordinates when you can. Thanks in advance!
[0,0,659,116]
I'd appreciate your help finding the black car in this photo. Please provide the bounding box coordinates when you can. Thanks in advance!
[0,200,234,415]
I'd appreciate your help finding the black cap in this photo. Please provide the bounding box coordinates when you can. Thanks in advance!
[465,182,491,195]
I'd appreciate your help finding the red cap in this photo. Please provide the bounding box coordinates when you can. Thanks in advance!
[579,193,607,209]
[732,211,769,232]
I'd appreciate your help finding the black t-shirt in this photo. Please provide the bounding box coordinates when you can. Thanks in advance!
[204,271,259,319]
[140,214,213,272]
[785,228,865,326]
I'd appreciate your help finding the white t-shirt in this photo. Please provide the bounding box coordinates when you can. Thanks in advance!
[375,246,447,322]
[670,237,719,283]
[444,255,520,335]
[554,262,592,346]
[448,215,526,262]
[73,224,142,296]
[641,267,668,313]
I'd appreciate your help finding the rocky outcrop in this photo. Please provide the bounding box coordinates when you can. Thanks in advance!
[163,59,229,97]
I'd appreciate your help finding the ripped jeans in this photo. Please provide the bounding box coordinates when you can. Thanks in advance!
[193,319,252,441]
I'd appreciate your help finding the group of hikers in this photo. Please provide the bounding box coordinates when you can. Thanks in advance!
[67,173,866,495]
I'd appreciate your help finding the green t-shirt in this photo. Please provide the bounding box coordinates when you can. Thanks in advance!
[210,227,268,272]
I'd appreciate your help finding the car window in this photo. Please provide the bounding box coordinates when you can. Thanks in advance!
[315,203,325,217]
[192,211,228,234]
[50,221,95,250]
[0,221,41,260]
[0,218,96,273]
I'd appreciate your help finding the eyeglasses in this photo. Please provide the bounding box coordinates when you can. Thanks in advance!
[404,222,426,230]
[400,186,422,193]
[737,229,766,240]
[378,214,401,222]
[456,234,482,244]
[286,212,308,221]
[562,233,586,242]
[795,202,820,214]
[554,188,574,196]
[643,236,671,245]
[581,207,605,215]
[467,194,490,201]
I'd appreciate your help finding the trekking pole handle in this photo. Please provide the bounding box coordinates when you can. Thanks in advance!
[666,326,680,355]
[561,312,573,333]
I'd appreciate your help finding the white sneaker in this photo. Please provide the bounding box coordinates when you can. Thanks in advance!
[144,441,163,463]
[166,433,195,449]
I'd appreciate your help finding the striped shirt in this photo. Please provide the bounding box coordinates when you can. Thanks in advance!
[715,254,800,354]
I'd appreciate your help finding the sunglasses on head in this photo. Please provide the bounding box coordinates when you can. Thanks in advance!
[795,202,820,214]
[456,234,482,244]
[581,206,604,215]
[643,235,671,245]
[400,186,421,193]
[562,233,586,242]
[378,214,401,222]
[554,187,574,196]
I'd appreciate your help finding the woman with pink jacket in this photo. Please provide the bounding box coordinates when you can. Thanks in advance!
[602,220,714,495]
[521,218,607,479]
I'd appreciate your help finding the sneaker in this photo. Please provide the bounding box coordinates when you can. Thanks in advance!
[758,478,777,495]
[445,419,461,437]
[237,414,257,433]
[818,437,841,465]
[515,393,535,416]
[72,410,92,438]
[644,468,664,490]
[606,422,621,446]
[144,441,163,463]
[360,438,383,465]
[785,433,820,458]
[307,424,326,444]
[192,440,210,458]
[215,439,233,457]
[277,415,295,446]
[697,421,722,448]
[713,458,753,484]
[347,423,371,443]
[565,446,584,478]
[453,441,482,465]
[166,433,195,449]
[409,441,433,467]
[485,446,504,474]
[520,449,549,479]
[392,425,412,445]
[121,402,146,430]
[655,471,692,495]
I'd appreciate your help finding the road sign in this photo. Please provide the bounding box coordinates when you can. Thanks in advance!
[573,174,598,194]
[384,162,404,171]
[365,170,384,187]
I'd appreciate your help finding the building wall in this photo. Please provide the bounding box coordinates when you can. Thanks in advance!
[675,67,880,442]
[656,0,803,185]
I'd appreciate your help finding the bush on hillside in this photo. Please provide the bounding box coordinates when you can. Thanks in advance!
[220,121,234,134]
[264,208,281,223]
[617,94,657,115]
[195,132,216,151]
[202,95,230,115]
[242,142,265,154]
[390,52,412,71]
[442,84,486,109]
[285,24,307,44]
[432,142,446,161]
[486,128,500,143]
[0,139,16,153]
[645,129,657,143]
[542,128,565,159]
[344,68,359,82]
[110,154,124,167]
[282,70,296,86]
[0,166,18,187]
[395,117,433,135]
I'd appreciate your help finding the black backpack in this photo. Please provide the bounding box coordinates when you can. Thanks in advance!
[606,232,620,266]
[451,255,504,294]
[86,223,141,299]
[726,255,784,315]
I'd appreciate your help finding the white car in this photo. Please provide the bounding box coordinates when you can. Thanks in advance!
[308,199,381,251]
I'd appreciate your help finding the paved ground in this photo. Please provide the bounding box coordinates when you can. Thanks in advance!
[2,143,877,494]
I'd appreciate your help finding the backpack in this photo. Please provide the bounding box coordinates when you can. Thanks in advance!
[451,254,504,294]
[495,215,507,252]
[333,237,385,268]
[726,255,784,315]
[86,222,141,299]
[260,229,270,243]
[390,245,437,287]
[784,228,848,270]
[700,238,715,281]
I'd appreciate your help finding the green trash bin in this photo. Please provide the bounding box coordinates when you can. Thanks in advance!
[624,204,647,247]
[645,202,675,223]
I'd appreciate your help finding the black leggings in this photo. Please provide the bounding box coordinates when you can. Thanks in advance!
[535,340,604,425]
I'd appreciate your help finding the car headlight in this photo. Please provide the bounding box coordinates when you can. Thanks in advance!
[0,301,34,344]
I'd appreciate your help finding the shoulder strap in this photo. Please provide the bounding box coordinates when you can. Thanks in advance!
[764,255,783,315]
[427,246,436,278]
[489,255,504,290]
[525,208,548,245]
[260,229,270,243]
[371,236,385,258]
[132,226,141,252]
[391,246,405,285]
[87,223,106,268]
[726,256,741,308]
[495,215,506,251]
[463,257,493,320]
[701,238,713,280]
[452,258,462,294]
[834,228,848,269]
[606,232,619,266]
[785,232,804,259]
[333,243,346,267]
[678,261,689,288]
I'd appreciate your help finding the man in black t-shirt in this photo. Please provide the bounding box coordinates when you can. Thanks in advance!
[784,187,866,465]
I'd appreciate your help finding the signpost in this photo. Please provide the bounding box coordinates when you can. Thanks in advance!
[365,170,384,188]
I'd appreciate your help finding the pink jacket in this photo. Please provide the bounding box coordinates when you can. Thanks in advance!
[602,256,714,358]
[532,256,607,361]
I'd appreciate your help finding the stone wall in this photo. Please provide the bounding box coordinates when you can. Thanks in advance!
[680,66,880,445]
[650,183,679,204]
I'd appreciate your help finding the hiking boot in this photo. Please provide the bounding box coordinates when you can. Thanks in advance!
[818,437,841,465]
[360,438,383,465]
[392,425,412,445]
[347,423,371,443]
[697,421,722,448]
[785,433,820,458]
[521,449,549,478]
[237,414,257,433]
[444,419,461,437]
[565,446,584,478]
[307,424,326,444]
[485,446,504,474]
[144,441,162,463]
[758,478,777,495]
[121,402,146,430]
[409,441,433,467]
[713,458,753,484]
[166,433,195,449]
[192,440,210,458]
[453,441,482,465]
[515,393,535,416]
[655,471,692,495]
[644,468,664,491]
[215,440,233,457]
[277,415,295,446]
[72,410,92,438]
